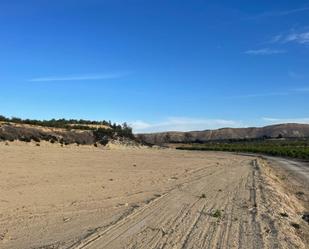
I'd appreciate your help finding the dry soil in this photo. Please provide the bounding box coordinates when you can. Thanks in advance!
[0,142,308,249]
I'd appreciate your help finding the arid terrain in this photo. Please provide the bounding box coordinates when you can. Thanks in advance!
[0,142,308,249]
[137,123,309,144]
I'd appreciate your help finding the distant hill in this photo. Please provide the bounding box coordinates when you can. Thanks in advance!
[136,123,309,145]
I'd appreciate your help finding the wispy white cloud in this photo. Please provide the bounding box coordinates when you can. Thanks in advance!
[254,7,309,18]
[245,48,286,55]
[227,87,309,99]
[131,120,153,131]
[226,92,289,99]
[285,31,309,44]
[28,72,129,82]
[271,31,309,45]
[262,117,309,124]
[130,117,243,133]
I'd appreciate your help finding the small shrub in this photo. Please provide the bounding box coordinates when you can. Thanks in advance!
[212,209,222,218]
[291,223,300,229]
[99,137,109,146]
[31,136,40,142]
[302,213,309,224]
[280,212,289,217]
[20,136,31,142]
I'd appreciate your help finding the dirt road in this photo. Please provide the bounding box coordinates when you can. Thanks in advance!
[0,142,308,248]
[263,156,309,184]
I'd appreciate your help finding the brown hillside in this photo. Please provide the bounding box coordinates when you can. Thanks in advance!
[136,123,309,145]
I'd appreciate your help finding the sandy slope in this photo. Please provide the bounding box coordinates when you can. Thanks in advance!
[0,143,308,249]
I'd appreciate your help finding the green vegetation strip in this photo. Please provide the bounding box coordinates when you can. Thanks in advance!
[176,139,309,160]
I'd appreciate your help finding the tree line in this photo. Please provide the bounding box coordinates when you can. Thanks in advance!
[0,115,134,140]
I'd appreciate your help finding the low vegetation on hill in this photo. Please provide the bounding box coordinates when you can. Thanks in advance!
[0,115,135,145]
[176,138,309,160]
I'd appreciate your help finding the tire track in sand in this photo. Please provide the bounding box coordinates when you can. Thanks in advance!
[70,158,280,249]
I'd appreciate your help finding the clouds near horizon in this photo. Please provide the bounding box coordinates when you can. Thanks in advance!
[131,116,309,133]
[262,117,309,124]
[130,117,243,133]
[28,72,129,82]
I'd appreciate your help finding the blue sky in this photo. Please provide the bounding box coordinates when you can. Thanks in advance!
[0,0,309,133]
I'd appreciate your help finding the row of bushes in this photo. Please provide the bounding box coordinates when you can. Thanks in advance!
[176,139,309,160]
[0,115,111,130]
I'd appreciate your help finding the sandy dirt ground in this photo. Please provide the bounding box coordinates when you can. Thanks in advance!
[0,142,308,249]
